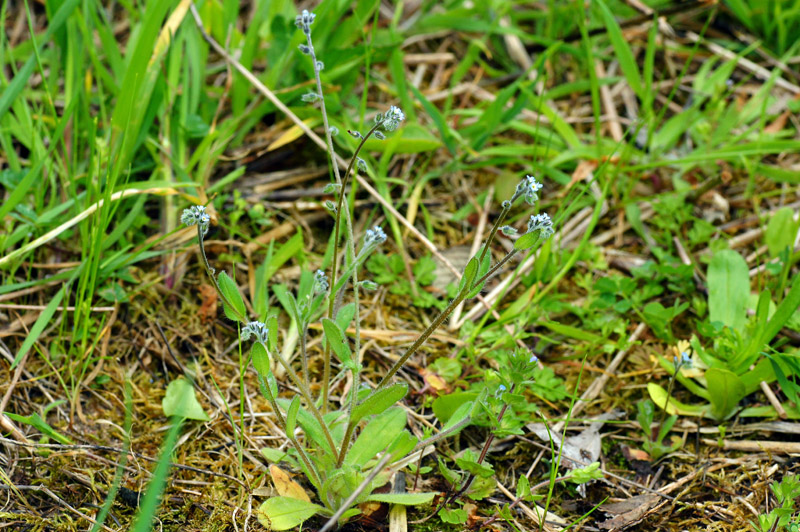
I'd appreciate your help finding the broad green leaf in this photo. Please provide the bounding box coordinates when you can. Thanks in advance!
[346,407,407,467]
[707,249,749,331]
[162,378,209,421]
[647,383,710,417]
[218,271,246,322]
[322,318,352,364]
[352,383,408,423]
[335,303,357,332]
[365,492,436,505]
[385,430,417,463]
[257,496,322,531]
[705,368,746,421]
[266,315,279,352]
[764,207,798,258]
[514,230,545,251]
[251,342,271,377]
[439,507,468,524]
[457,257,479,295]
[432,392,479,425]
[285,396,301,435]
[443,401,473,432]
[277,398,329,453]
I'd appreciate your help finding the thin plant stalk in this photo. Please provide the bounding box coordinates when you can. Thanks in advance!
[449,384,516,503]
[256,374,322,488]
[322,121,383,410]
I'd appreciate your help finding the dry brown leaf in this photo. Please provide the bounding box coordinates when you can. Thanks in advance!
[269,465,310,502]
[764,110,791,133]
[562,160,598,196]
[198,284,217,323]
[419,368,449,395]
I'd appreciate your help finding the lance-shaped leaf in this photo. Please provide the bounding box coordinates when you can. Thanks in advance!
[218,271,246,322]
[352,383,408,423]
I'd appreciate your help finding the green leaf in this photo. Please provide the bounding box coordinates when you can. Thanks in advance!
[385,430,418,462]
[218,271,246,322]
[647,383,710,418]
[362,123,442,154]
[456,451,494,478]
[439,507,468,524]
[251,342,271,377]
[516,475,531,501]
[707,249,749,331]
[595,0,642,98]
[346,407,408,467]
[285,396,301,435]
[11,283,67,369]
[322,318,352,365]
[742,276,800,364]
[443,401,473,432]
[432,392,479,425]
[457,257,479,295]
[705,368,746,421]
[162,378,209,421]
[335,303,357,332]
[352,383,408,423]
[3,411,72,444]
[514,230,545,251]
[257,497,322,531]
[764,207,798,258]
[365,492,436,505]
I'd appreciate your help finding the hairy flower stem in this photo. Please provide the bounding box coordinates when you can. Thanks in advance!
[478,205,511,264]
[321,121,383,412]
[449,384,516,503]
[658,361,682,435]
[270,346,339,459]
[196,226,247,323]
[376,286,469,390]
[257,374,322,488]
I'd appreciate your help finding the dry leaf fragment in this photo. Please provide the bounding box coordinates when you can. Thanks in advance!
[419,368,449,395]
[269,465,310,502]
[198,284,218,323]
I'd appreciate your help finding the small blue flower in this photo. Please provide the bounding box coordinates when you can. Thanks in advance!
[500,225,518,236]
[364,226,387,247]
[674,351,692,368]
[381,106,405,131]
[526,213,554,239]
[529,354,538,364]
[295,9,316,34]
[313,269,329,294]
[495,384,507,398]
[242,321,269,344]
[514,175,543,205]
[181,205,210,235]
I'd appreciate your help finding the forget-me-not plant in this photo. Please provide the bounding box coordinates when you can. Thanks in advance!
[180,7,558,530]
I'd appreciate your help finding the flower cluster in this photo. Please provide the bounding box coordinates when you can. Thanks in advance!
[381,106,405,131]
[527,213,554,239]
[241,321,270,344]
[364,226,387,247]
[515,175,543,205]
[314,269,329,295]
[295,9,315,35]
[181,205,211,235]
